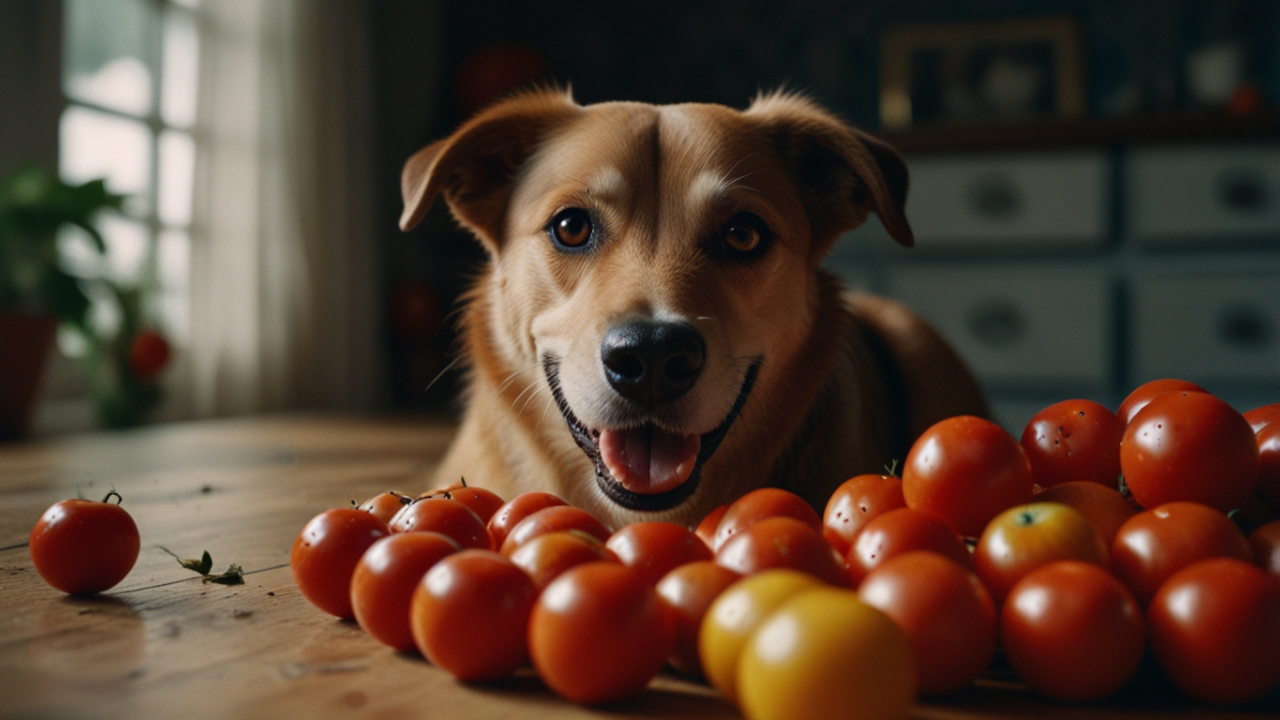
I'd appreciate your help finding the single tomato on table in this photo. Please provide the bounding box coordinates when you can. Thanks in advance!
[389,496,490,549]
[350,531,460,650]
[821,472,906,556]
[1110,501,1252,607]
[29,491,140,596]
[291,507,391,618]
[846,507,971,586]
[973,502,1109,604]
[1020,399,1125,488]
[356,491,413,525]
[655,560,742,677]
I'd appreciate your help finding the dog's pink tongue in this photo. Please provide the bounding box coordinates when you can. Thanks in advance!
[599,427,700,495]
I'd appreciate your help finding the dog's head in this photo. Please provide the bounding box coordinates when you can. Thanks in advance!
[402,89,911,525]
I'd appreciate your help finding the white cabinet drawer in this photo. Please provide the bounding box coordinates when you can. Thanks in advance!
[1128,146,1280,243]
[886,266,1112,386]
[1131,273,1280,383]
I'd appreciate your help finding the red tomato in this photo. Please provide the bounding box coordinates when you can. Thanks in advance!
[1148,558,1280,706]
[389,497,490,549]
[716,516,849,586]
[822,473,907,556]
[486,491,567,550]
[1256,422,1280,511]
[128,329,171,380]
[528,562,676,705]
[902,415,1034,538]
[711,487,821,552]
[654,561,742,677]
[508,530,618,589]
[1243,403,1280,434]
[357,491,413,525]
[606,522,713,585]
[1033,481,1136,546]
[694,504,729,549]
[29,492,140,595]
[350,532,459,650]
[1001,561,1145,702]
[857,551,996,695]
[420,481,504,524]
[1117,378,1206,424]
[1120,391,1259,512]
[410,549,538,681]
[1020,399,1124,488]
[291,507,391,618]
[846,508,971,587]
[973,502,1109,605]
[1111,502,1252,607]
[1249,520,1280,575]
[499,505,610,555]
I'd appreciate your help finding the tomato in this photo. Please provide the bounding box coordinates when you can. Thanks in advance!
[388,497,490,549]
[1117,378,1206,424]
[411,549,538,681]
[655,561,742,677]
[1256,422,1280,511]
[699,569,823,703]
[1120,391,1259,512]
[1111,501,1252,607]
[606,522,713,585]
[357,491,413,525]
[711,487,821,552]
[1243,403,1280,434]
[128,329,171,380]
[973,502,1109,605]
[902,415,1034,538]
[421,481,504,524]
[499,505,610,555]
[29,492,140,595]
[737,588,917,720]
[1148,558,1280,706]
[858,551,996,695]
[846,508,971,587]
[350,532,459,650]
[821,473,906,556]
[528,562,675,704]
[1020,399,1124,488]
[291,507,391,618]
[694,504,729,549]
[715,516,848,587]
[1000,561,1145,702]
[486,491,567,550]
[1251,520,1280,575]
[508,529,617,589]
[1033,481,1136,545]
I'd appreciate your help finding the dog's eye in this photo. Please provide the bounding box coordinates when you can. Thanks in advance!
[722,213,768,255]
[549,208,593,249]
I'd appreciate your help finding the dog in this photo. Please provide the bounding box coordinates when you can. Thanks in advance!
[400,88,987,529]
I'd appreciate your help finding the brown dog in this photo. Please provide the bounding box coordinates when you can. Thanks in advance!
[401,89,986,529]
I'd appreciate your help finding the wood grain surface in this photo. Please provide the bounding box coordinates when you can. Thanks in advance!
[0,415,1275,720]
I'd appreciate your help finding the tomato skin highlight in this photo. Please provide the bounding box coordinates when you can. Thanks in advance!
[1250,520,1280,575]
[1020,399,1125,488]
[349,531,460,651]
[973,502,1109,605]
[508,530,617,589]
[606,522,712,585]
[822,473,906,556]
[291,507,391,618]
[1256,422,1280,511]
[1117,378,1206,424]
[499,505,610,555]
[486,491,567,550]
[1110,501,1252,607]
[694,504,729,549]
[846,508,971,587]
[29,497,140,595]
[715,516,849,587]
[711,487,821,552]
[389,497,490,550]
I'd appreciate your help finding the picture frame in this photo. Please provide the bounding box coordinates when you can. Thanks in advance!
[880,16,1085,130]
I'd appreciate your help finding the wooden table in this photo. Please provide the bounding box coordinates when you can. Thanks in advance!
[1,415,1275,719]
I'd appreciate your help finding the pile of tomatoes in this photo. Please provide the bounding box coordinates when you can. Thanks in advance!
[290,379,1280,718]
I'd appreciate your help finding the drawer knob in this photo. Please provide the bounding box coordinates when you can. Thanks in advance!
[966,298,1027,348]
[1216,304,1273,350]
[1215,170,1269,214]
[967,173,1023,219]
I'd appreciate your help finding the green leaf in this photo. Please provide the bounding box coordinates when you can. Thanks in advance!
[204,564,245,585]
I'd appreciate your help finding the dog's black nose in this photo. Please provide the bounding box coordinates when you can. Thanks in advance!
[601,320,706,406]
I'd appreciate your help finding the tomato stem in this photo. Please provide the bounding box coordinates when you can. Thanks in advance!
[102,490,123,505]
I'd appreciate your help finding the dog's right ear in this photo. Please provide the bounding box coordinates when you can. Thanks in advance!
[400,90,580,252]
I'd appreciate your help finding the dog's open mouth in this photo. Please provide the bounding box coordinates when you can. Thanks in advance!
[544,356,760,512]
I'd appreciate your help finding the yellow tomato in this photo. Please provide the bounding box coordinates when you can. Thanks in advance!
[738,588,917,720]
[698,569,824,703]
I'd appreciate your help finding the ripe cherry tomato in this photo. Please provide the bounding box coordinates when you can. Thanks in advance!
[715,516,848,587]
[291,507,391,618]
[1001,561,1145,702]
[411,549,538,681]
[508,530,618,589]
[389,497,490,549]
[1117,378,1206,424]
[1147,558,1280,706]
[1250,520,1280,575]
[528,562,675,705]
[1256,422,1280,511]
[357,491,413,525]
[654,560,741,677]
[1111,501,1252,607]
[606,522,712,585]
[1120,391,1259,512]
[499,505,610,555]
[1243,403,1280,434]
[973,502,1109,604]
[694,504,729,549]
[128,329,171,380]
[350,531,459,650]
[821,472,906,556]
[903,415,1034,538]
[1033,481,1136,546]
[737,588,917,720]
[420,480,504,523]
[858,551,996,695]
[1020,399,1124,488]
[711,487,821,552]
[846,507,971,587]
[29,491,140,595]
[486,491,567,550]
[698,569,823,704]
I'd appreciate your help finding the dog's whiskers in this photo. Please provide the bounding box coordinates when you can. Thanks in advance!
[423,355,462,395]
[496,362,541,395]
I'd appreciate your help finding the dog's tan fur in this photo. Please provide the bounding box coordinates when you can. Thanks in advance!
[401,89,987,529]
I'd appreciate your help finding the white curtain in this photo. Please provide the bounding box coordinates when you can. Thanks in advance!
[189,0,379,416]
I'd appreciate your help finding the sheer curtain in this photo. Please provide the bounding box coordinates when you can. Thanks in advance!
[190,0,379,416]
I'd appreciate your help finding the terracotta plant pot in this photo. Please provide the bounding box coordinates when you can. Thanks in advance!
[0,312,58,441]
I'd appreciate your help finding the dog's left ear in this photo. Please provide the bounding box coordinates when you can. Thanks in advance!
[745,92,913,252]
